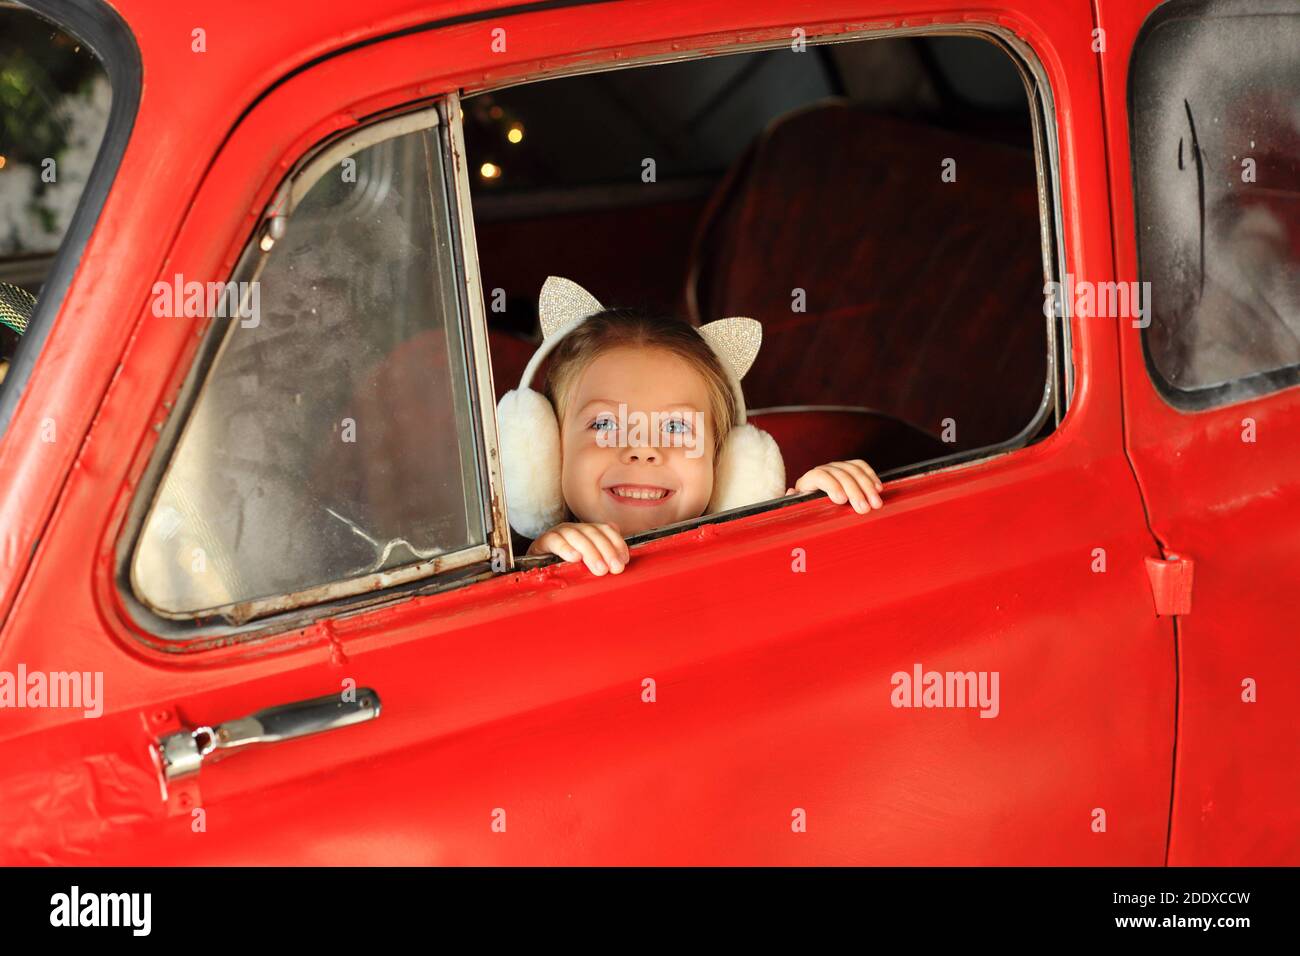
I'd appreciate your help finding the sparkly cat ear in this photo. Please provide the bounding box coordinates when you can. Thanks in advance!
[698,317,762,382]
[534,276,761,384]
[538,276,604,340]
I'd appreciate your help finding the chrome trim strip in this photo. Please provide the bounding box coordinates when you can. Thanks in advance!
[287,106,441,213]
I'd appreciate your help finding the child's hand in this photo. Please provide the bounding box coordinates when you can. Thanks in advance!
[526,522,630,575]
[786,459,884,514]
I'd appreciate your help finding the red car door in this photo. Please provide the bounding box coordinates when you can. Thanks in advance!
[0,0,1176,864]
[1097,0,1300,865]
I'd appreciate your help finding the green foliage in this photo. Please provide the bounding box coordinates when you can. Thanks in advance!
[0,11,104,241]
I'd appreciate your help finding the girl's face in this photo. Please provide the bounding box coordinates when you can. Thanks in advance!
[559,346,717,536]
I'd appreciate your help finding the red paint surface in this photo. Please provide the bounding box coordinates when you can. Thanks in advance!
[0,0,1287,864]
[1096,0,1300,865]
[1144,555,1194,617]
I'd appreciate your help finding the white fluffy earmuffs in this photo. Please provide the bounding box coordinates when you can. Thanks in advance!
[496,276,786,538]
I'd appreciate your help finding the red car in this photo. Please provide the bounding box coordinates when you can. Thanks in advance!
[0,0,1295,865]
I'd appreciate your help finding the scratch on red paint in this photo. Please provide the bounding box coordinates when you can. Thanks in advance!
[695,524,719,542]
[320,618,348,667]
[528,563,569,589]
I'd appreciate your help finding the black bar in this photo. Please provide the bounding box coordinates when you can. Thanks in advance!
[0,866,1291,942]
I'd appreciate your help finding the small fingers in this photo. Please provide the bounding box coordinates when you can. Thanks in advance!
[821,463,874,514]
[843,458,884,492]
[567,524,625,575]
[795,468,848,505]
[534,528,581,563]
[539,523,628,576]
[830,460,884,510]
[558,526,609,575]
[795,462,884,513]
[591,523,629,573]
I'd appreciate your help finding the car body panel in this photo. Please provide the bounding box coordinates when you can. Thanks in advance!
[1096,0,1300,865]
[3,0,1282,864]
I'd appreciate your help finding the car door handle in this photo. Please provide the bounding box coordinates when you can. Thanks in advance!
[156,689,381,782]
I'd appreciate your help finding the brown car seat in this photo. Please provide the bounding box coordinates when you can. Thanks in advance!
[686,100,1047,452]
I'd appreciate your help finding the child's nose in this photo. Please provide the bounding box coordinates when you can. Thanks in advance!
[620,445,661,464]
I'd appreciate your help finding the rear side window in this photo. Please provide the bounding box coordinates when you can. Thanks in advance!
[130,107,495,623]
[1131,0,1300,402]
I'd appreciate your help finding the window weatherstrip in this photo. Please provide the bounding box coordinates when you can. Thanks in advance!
[222,543,493,626]
[285,106,441,214]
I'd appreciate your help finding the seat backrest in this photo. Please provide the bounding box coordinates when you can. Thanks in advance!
[688,102,1047,450]
[748,407,950,484]
[488,327,539,402]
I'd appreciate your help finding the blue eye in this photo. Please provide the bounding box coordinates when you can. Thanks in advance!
[663,417,692,435]
[590,415,617,432]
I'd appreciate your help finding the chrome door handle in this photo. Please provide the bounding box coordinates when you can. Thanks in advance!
[156,689,381,781]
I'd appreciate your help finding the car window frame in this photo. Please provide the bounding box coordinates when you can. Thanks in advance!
[111,20,1071,646]
[1127,0,1300,412]
[478,25,1072,571]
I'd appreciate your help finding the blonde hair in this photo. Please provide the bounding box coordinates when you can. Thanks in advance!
[541,308,738,460]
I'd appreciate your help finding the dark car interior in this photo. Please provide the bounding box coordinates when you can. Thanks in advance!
[464,35,1051,482]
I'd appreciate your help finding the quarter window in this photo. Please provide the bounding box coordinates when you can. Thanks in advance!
[130,106,496,622]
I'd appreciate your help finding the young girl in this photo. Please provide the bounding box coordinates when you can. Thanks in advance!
[507,283,884,576]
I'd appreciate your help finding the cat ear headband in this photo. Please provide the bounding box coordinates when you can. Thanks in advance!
[495,276,786,538]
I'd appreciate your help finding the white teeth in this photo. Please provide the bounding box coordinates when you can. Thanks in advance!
[611,486,667,500]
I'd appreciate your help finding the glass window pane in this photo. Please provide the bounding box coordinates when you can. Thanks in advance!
[1132,1,1300,393]
[132,120,485,618]
[0,3,112,379]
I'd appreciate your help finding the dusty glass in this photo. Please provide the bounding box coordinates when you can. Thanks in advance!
[132,121,484,617]
[1131,0,1300,396]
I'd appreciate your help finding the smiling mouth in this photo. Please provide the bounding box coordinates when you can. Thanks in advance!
[605,484,675,504]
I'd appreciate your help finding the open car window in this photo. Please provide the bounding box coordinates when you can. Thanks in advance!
[128,102,503,626]
[466,31,1064,557]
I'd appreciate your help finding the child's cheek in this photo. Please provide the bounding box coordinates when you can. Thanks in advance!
[559,435,602,522]
[676,448,715,518]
